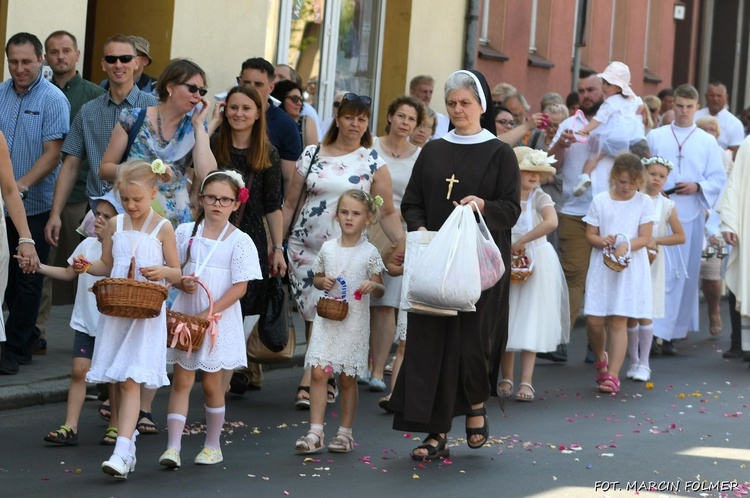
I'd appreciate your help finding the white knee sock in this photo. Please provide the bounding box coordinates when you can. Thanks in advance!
[113,436,131,459]
[742,317,750,351]
[167,413,187,451]
[638,324,654,369]
[626,326,639,365]
[204,405,225,451]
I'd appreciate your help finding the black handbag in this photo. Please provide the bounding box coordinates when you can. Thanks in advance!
[258,275,289,352]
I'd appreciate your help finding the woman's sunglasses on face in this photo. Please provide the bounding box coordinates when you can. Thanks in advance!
[180,82,208,97]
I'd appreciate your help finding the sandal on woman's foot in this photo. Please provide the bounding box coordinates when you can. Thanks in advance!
[465,406,489,449]
[44,425,78,445]
[327,378,338,404]
[295,386,311,410]
[411,433,449,461]
[98,402,111,422]
[710,314,723,336]
[295,430,324,454]
[515,382,535,402]
[594,352,609,384]
[378,395,394,413]
[136,411,159,434]
[497,379,514,397]
[101,426,118,445]
[327,432,354,453]
[598,374,620,393]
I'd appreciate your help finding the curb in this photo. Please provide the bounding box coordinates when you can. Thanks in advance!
[0,348,308,412]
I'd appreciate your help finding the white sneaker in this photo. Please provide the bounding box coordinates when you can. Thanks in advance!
[626,364,639,379]
[632,365,651,382]
[102,454,136,479]
[573,174,592,197]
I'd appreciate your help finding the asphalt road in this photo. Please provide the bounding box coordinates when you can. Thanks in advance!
[1,308,749,498]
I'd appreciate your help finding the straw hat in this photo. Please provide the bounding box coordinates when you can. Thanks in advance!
[597,61,635,97]
[514,146,557,175]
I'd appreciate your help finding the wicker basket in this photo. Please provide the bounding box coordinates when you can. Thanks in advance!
[603,234,631,272]
[317,276,349,321]
[93,257,168,318]
[510,247,535,284]
[167,278,214,354]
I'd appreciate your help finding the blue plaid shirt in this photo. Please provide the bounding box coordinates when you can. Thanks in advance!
[0,73,70,215]
[62,85,158,198]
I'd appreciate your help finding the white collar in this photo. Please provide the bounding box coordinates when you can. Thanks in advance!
[441,129,496,145]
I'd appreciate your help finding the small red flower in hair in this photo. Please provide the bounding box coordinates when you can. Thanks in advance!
[238,187,250,203]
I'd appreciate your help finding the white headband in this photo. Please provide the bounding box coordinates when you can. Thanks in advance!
[450,70,487,113]
[201,170,245,192]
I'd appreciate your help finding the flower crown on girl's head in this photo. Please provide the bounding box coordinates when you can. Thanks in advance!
[201,170,250,203]
[641,156,674,172]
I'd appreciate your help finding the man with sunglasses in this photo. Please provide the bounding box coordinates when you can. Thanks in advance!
[45,34,158,248]
[100,36,157,97]
[0,32,70,375]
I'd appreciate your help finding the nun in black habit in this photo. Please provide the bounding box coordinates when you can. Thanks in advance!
[389,69,521,460]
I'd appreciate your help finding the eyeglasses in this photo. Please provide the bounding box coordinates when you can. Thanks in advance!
[200,194,236,207]
[342,93,372,106]
[181,82,208,96]
[103,55,136,64]
[285,95,303,104]
[496,119,517,128]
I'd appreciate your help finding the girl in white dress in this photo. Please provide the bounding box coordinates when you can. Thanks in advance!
[626,157,685,382]
[500,147,570,402]
[77,160,183,479]
[159,171,261,469]
[574,61,645,196]
[583,153,656,394]
[295,190,385,454]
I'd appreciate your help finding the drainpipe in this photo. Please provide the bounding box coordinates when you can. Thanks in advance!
[465,0,480,70]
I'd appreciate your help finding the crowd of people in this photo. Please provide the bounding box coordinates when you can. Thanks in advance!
[1,28,749,479]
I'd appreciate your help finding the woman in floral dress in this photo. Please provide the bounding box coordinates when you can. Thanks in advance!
[282,94,405,408]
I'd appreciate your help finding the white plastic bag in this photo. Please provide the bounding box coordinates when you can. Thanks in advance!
[407,205,481,312]
[473,201,505,290]
[401,231,458,316]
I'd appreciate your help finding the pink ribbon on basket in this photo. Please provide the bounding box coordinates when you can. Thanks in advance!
[204,312,222,354]
[170,322,195,357]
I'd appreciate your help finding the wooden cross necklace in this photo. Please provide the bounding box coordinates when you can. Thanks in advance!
[446,146,475,200]
[445,174,459,199]
[670,123,698,173]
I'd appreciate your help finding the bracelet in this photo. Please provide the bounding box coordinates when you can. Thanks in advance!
[18,238,35,245]
[273,245,284,251]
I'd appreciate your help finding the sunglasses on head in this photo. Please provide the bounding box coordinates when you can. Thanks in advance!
[180,82,208,97]
[104,55,136,64]
[342,93,372,106]
[286,95,304,104]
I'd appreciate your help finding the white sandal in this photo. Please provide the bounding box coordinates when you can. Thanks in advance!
[295,430,324,454]
[327,431,354,453]
[497,379,514,397]
[515,382,535,402]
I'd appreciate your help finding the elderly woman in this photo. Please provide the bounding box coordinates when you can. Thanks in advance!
[100,58,216,227]
[390,70,521,460]
[283,93,405,409]
[696,115,732,338]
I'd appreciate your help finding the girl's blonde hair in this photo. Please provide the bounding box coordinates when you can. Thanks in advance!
[338,189,380,224]
[610,153,645,187]
[114,159,162,193]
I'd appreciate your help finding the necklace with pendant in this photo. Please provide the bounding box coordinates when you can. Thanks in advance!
[156,106,169,145]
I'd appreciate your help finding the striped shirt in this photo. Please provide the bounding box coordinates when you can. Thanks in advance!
[61,85,158,198]
[0,73,70,215]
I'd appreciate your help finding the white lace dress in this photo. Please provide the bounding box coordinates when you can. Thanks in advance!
[167,222,261,372]
[305,238,385,376]
[86,214,171,389]
[583,191,657,318]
